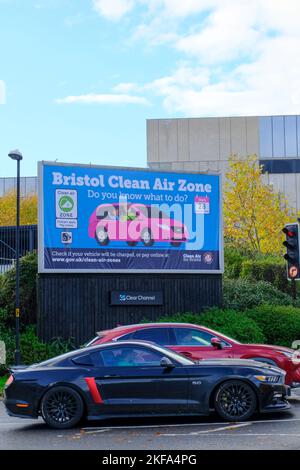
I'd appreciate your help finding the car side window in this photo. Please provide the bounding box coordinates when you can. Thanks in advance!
[131,328,170,345]
[98,346,164,367]
[173,328,216,347]
[115,332,134,341]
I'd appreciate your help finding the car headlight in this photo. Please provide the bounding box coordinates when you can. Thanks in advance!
[254,375,282,383]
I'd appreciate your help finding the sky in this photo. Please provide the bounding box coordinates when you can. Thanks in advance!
[1,0,300,177]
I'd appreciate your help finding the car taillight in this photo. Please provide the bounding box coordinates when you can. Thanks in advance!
[5,375,14,387]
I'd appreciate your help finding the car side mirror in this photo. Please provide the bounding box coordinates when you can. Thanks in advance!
[160,357,175,369]
[211,337,223,350]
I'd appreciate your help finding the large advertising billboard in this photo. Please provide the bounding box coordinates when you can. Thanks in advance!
[38,162,223,273]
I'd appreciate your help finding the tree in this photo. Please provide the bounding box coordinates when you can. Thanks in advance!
[224,154,300,255]
[0,191,37,226]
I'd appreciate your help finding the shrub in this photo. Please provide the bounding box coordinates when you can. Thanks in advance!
[240,256,288,293]
[0,251,38,325]
[224,246,247,278]
[0,325,75,370]
[158,309,265,344]
[0,325,15,370]
[245,304,300,347]
[0,308,10,326]
[223,278,297,311]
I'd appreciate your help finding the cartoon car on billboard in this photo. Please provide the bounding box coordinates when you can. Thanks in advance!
[88,203,189,247]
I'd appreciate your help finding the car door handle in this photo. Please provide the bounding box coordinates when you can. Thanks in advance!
[103,374,120,378]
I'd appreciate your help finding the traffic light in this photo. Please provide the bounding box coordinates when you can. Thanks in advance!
[282,223,300,280]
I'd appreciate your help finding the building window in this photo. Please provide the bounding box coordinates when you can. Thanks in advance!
[260,159,300,174]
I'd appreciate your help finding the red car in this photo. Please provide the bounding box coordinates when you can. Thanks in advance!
[87,322,300,387]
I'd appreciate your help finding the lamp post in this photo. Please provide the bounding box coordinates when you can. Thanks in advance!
[8,149,23,365]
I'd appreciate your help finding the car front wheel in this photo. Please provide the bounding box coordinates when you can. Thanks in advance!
[214,380,257,422]
[141,228,154,247]
[95,226,109,246]
[41,386,84,429]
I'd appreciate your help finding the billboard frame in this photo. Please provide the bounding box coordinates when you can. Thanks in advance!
[38,161,224,274]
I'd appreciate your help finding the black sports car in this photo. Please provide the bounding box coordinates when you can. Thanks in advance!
[4,341,291,429]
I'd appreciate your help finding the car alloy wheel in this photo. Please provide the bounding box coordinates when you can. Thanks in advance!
[41,386,84,429]
[170,241,182,247]
[141,228,154,246]
[214,380,256,422]
[95,226,109,246]
[127,241,137,246]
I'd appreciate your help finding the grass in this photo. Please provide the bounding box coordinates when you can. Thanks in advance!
[0,375,8,397]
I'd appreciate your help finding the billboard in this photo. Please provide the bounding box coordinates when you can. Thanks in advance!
[38,162,223,273]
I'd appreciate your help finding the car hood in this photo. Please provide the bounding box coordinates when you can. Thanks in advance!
[243,344,294,353]
[197,358,285,374]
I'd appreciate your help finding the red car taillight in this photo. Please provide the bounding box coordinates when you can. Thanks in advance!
[5,375,14,387]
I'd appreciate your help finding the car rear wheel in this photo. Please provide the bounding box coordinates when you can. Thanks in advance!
[170,241,182,247]
[214,380,257,422]
[41,386,84,429]
[95,226,109,246]
[141,228,154,246]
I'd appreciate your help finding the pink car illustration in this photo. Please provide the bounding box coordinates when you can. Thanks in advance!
[88,203,189,247]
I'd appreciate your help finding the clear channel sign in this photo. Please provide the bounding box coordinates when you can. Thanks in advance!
[38,162,223,273]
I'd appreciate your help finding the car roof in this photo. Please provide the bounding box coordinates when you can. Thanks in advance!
[97,323,207,335]
[32,340,179,367]
[84,340,163,353]
[26,340,172,369]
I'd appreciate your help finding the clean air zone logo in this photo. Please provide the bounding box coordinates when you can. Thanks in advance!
[56,189,77,219]
[59,195,74,212]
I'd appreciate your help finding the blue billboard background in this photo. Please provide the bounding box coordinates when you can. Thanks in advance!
[39,163,222,272]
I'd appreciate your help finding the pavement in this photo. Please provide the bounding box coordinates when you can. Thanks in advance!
[0,390,300,450]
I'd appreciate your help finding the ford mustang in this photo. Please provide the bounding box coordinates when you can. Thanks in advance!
[4,341,290,429]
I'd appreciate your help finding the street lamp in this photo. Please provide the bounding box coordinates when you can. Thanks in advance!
[8,149,23,365]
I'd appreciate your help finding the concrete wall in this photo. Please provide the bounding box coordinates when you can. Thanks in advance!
[147,116,259,174]
[147,116,300,210]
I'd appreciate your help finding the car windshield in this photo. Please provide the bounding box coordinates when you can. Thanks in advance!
[84,334,106,347]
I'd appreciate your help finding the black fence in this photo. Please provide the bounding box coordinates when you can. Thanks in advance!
[37,273,222,345]
[0,225,37,274]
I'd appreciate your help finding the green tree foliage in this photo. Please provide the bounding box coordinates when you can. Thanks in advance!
[0,251,38,325]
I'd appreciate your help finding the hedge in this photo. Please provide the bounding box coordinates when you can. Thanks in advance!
[245,304,300,347]
[224,246,247,278]
[223,278,299,311]
[224,246,290,294]
[0,325,75,371]
[240,257,289,293]
[0,251,38,325]
[159,305,300,347]
[158,309,265,344]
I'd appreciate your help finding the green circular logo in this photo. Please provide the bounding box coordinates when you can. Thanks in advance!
[59,195,74,212]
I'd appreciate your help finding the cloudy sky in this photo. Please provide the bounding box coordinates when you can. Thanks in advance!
[1,0,300,176]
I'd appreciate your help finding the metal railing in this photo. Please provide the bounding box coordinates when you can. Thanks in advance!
[0,225,37,274]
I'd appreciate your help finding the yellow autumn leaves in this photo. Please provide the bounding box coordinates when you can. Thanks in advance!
[0,191,37,226]
[224,154,300,255]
